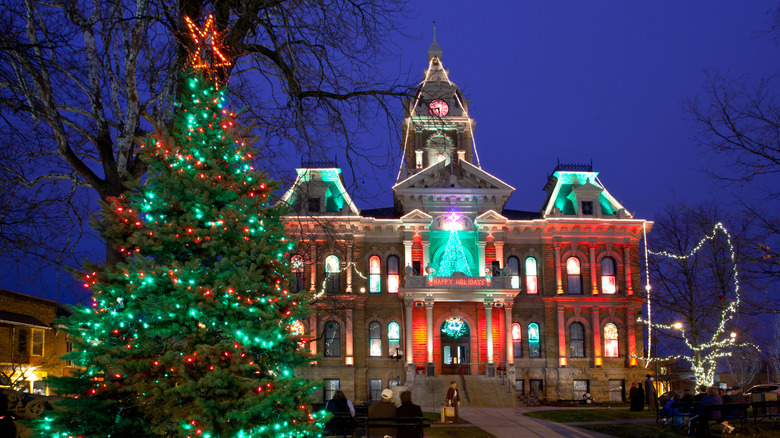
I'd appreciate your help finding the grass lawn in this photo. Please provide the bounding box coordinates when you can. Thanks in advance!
[524,408,656,423]
[580,422,780,438]
[426,426,497,438]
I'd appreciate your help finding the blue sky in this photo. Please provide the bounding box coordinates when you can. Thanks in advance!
[2,1,778,304]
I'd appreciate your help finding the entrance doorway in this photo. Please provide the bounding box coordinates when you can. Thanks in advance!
[441,317,470,375]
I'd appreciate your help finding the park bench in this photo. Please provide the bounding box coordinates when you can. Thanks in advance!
[363,416,431,438]
[694,402,748,436]
[660,401,694,427]
[749,400,780,432]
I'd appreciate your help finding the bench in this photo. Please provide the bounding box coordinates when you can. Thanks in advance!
[660,401,694,427]
[691,402,748,436]
[750,400,780,431]
[363,416,431,438]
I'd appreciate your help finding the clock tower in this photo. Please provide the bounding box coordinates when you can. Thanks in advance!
[398,29,476,181]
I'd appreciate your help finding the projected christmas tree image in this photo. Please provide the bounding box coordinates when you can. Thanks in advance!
[437,212,471,277]
[37,16,320,438]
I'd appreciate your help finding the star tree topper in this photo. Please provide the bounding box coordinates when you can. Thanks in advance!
[184,15,231,73]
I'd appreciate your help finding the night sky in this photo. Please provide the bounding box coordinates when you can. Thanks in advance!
[2,1,777,304]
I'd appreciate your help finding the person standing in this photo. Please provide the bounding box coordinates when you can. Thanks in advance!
[325,390,357,435]
[644,374,658,411]
[444,381,461,423]
[629,382,643,411]
[396,390,423,438]
[369,388,397,438]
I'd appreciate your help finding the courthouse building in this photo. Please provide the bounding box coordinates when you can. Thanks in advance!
[281,38,652,404]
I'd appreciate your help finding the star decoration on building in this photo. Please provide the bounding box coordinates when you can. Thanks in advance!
[184,15,231,71]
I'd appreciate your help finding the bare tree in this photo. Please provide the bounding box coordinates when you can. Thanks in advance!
[768,315,780,383]
[0,0,412,273]
[642,202,766,387]
[725,344,762,392]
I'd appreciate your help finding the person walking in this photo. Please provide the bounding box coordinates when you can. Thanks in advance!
[396,390,423,438]
[644,374,658,411]
[368,388,397,438]
[444,380,461,423]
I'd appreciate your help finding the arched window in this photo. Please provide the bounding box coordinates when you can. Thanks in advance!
[290,254,306,293]
[324,321,340,357]
[325,255,340,294]
[388,322,401,355]
[569,322,585,358]
[525,257,538,294]
[369,255,381,293]
[566,257,582,295]
[512,323,523,359]
[601,257,617,294]
[528,323,541,358]
[604,323,619,357]
[368,322,381,357]
[387,255,400,293]
[507,256,520,289]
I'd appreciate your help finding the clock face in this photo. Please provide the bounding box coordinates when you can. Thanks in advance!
[428,99,449,117]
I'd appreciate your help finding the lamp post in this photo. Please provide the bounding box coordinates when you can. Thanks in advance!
[389,348,404,386]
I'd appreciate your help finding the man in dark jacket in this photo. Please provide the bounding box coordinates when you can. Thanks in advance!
[368,388,397,438]
[396,391,423,438]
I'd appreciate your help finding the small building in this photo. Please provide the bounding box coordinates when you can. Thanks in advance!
[282,38,653,405]
[0,289,74,395]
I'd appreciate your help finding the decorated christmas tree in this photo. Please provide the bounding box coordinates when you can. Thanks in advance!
[37,16,320,438]
[437,213,471,277]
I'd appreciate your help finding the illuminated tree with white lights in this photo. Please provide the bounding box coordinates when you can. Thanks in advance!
[36,17,319,438]
[641,204,757,388]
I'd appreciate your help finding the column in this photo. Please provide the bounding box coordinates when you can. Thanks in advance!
[346,243,353,293]
[404,240,413,268]
[404,298,414,365]
[627,306,637,366]
[478,242,486,276]
[495,241,505,268]
[422,242,431,273]
[554,243,563,294]
[426,302,434,364]
[589,245,598,295]
[484,301,494,364]
[310,245,317,292]
[558,306,566,367]
[504,304,514,364]
[345,309,354,366]
[309,314,317,357]
[592,307,602,367]
[624,245,634,295]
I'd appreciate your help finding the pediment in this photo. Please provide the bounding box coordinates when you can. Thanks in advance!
[393,160,514,193]
[475,210,508,223]
[401,209,433,221]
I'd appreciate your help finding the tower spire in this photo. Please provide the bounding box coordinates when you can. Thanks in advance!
[428,21,443,61]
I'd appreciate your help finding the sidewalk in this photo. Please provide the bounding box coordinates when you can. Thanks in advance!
[425,407,618,438]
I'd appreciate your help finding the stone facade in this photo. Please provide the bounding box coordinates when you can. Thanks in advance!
[281,42,653,405]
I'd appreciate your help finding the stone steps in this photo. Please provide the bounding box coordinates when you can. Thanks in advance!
[407,374,518,408]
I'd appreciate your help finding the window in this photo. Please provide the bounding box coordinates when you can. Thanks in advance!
[609,379,624,402]
[323,379,340,401]
[325,255,340,294]
[387,255,400,293]
[65,339,73,367]
[412,261,422,276]
[31,329,44,357]
[525,257,538,294]
[308,198,321,213]
[387,322,401,355]
[604,323,619,357]
[369,255,381,293]
[528,323,541,358]
[324,321,340,357]
[512,323,523,359]
[507,256,520,289]
[573,379,589,400]
[566,257,582,295]
[16,328,28,355]
[601,257,617,294]
[369,322,381,357]
[581,201,594,215]
[369,379,383,401]
[514,379,525,394]
[530,379,543,396]
[569,322,585,358]
[291,254,306,293]
[491,260,501,277]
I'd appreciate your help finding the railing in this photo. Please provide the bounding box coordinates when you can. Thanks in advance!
[301,156,338,168]
[459,366,471,403]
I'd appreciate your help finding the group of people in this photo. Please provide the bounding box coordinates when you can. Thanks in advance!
[325,388,425,438]
[324,381,463,438]
[628,374,659,411]
[651,384,743,435]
